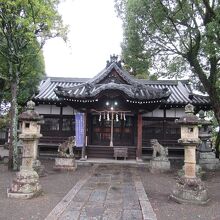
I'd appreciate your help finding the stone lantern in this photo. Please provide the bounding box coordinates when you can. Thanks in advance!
[198,110,220,170]
[170,104,209,204]
[7,100,43,199]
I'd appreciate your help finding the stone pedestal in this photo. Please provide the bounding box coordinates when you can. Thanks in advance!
[199,152,220,170]
[7,169,42,199]
[7,101,43,199]
[54,157,77,171]
[150,158,170,173]
[170,177,209,205]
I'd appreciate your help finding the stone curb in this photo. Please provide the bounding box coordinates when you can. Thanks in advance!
[133,174,157,220]
[44,165,98,220]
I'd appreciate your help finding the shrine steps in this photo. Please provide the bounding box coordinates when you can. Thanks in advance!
[86,145,136,159]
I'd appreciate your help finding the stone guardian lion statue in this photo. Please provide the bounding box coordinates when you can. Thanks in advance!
[58,136,75,158]
[150,139,168,160]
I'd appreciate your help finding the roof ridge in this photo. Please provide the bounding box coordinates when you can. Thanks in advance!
[43,76,89,82]
[139,79,189,85]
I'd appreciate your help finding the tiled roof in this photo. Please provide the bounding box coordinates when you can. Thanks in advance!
[33,56,209,107]
[34,77,88,102]
[33,77,210,106]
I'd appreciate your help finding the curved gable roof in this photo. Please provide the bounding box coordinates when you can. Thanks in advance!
[54,59,170,102]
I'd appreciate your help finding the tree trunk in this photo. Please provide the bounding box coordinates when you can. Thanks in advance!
[8,64,19,171]
[7,108,13,170]
[215,130,220,158]
[213,106,220,158]
[7,61,13,170]
[208,98,220,158]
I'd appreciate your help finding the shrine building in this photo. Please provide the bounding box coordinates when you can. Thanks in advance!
[33,55,210,159]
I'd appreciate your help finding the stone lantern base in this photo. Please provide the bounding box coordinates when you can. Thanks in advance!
[149,158,171,173]
[199,152,220,170]
[170,177,209,205]
[54,157,77,171]
[7,169,42,199]
[33,160,46,177]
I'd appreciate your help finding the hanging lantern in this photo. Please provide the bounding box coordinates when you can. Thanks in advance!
[99,113,101,122]
[107,112,110,121]
[120,112,123,120]
[103,112,106,120]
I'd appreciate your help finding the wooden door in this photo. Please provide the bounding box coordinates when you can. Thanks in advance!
[91,115,134,146]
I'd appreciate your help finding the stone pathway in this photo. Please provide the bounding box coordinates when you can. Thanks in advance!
[45,165,157,220]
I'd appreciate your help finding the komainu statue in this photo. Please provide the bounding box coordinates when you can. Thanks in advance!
[58,136,75,158]
[150,139,168,160]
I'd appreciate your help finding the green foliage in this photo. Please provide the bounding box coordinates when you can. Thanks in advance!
[0,0,67,104]
[1,40,45,106]
[116,0,220,153]
[0,78,5,103]
[117,0,151,78]
[18,40,45,105]
[0,0,68,169]
[0,115,8,129]
[116,0,220,84]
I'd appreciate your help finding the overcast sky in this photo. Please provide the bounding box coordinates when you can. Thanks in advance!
[43,0,123,78]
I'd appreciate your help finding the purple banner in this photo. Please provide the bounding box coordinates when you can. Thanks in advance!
[75,113,85,147]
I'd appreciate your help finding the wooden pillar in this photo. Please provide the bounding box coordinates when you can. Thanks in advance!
[163,108,166,140]
[136,112,142,160]
[87,112,92,145]
[59,106,63,131]
[81,111,87,160]
[110,111,114,147]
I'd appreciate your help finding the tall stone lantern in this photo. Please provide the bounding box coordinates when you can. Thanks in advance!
[170,104,209,204]
[198,110,220,170]
[7,101,43,199]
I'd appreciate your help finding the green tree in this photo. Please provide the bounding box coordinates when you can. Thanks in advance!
[116,0,151,79]
[121,1,150,78]
[116,0,220,156]
[1,40,45,105]
[0,0,67,170]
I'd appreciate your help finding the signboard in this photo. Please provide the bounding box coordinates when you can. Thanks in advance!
[75,112,85,147]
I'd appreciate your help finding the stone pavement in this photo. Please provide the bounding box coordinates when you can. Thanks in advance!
[45,164,157,220]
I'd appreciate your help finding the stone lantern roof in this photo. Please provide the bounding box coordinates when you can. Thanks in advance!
[198,110,212,126]
[176,103,199,125]
[19,100,43,122]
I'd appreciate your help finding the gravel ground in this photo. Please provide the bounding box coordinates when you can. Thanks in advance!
[0,160,220,220]
[140,163,220,220]
[0,160,93,220]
